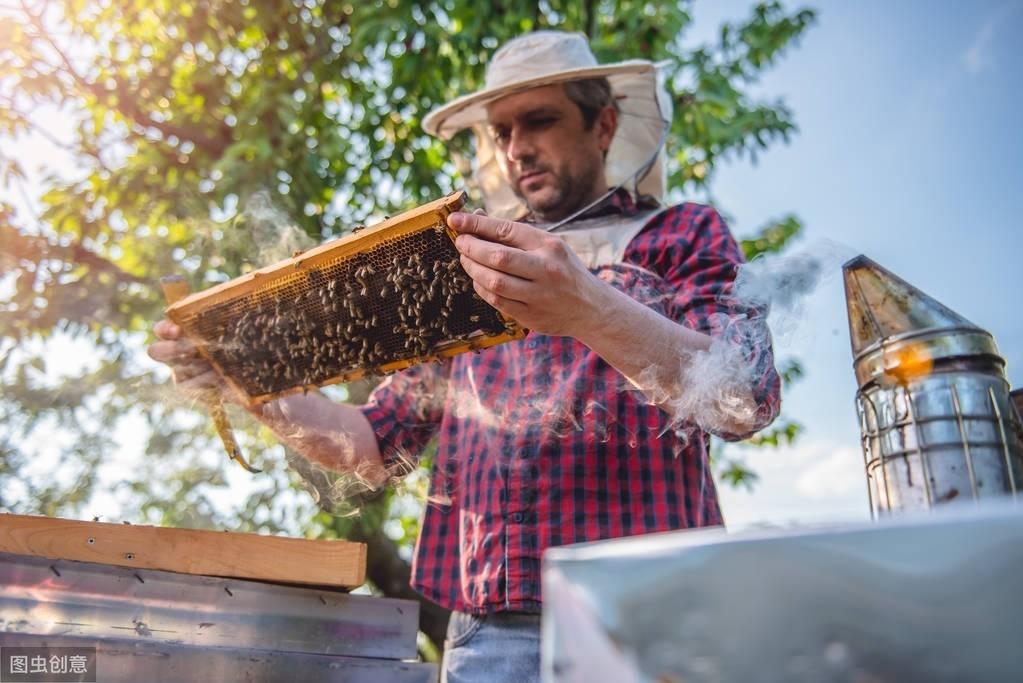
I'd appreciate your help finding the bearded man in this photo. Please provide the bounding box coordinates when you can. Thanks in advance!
[149,30,781,683]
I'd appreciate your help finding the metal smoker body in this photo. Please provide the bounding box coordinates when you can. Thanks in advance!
[844,256,1023,515]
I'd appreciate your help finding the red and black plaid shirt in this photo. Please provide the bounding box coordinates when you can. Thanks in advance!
[360,192,780,614]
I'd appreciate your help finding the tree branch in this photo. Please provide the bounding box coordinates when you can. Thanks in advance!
[584,0,597,39]
[18,0,233,157]
[0,223,149,286]
[0,103,110,173]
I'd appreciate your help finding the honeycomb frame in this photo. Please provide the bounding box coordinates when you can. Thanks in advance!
[165,191,525,406]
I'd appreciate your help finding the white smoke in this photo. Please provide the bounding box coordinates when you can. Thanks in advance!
[732,241,850,340]
[733,251,823,312]
[240,190,316,265]
[635,242,852,438]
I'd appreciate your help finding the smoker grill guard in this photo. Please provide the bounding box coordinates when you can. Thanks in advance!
[165,191,525,406]
[843,255,1023,515]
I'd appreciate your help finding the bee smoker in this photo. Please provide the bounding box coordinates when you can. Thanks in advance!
[843,256,1023,515]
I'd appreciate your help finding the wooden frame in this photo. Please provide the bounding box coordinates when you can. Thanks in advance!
[0,513,366,587]
[165,190,526,406]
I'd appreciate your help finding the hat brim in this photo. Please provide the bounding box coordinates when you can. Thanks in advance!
[422,60,656,139]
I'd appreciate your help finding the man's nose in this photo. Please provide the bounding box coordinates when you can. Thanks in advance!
[505,127,535,163]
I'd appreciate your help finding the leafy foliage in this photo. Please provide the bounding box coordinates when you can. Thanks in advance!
[0,0,815,652]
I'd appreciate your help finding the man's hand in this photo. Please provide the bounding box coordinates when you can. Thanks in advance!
[448,211,605,338]
[147,320,229,402]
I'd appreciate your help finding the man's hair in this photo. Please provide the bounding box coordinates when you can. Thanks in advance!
[563,77,618,129]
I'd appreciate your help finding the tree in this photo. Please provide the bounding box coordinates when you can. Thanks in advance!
[0,0,815,655]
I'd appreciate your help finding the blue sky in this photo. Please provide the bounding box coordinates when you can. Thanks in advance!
[685,0,1023,527]
[3,1,1022,530]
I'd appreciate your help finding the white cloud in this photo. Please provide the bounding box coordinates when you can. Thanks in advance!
[962,1,1021,75]
[717,435,871,531]
[794,441,865,500]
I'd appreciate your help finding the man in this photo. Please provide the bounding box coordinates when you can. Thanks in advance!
[149,31,780,683]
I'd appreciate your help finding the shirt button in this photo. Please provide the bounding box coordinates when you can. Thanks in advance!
[510,512,523,523]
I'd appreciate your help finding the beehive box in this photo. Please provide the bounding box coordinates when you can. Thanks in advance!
[166,191,524,406]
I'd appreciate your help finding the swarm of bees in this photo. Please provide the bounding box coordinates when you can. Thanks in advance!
[188,224,511,398]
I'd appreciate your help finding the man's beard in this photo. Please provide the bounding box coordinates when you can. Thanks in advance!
[512,158,602,223]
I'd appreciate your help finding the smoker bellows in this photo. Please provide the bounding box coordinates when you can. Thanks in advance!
[165,191,525,406]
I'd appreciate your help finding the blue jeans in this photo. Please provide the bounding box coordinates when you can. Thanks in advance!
[441,611,541,683]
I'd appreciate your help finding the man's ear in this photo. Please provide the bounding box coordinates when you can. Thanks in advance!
[596,105,618,153]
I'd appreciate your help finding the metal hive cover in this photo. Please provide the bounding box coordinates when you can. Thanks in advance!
[542,503,1023,683]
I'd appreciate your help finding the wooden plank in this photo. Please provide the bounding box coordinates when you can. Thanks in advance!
[0,513,366,587]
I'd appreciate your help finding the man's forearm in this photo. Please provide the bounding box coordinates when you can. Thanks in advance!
[246,393,388,487]
[444,210,765,436]
[575,279,757,435]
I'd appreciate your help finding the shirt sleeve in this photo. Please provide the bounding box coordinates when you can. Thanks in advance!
[631,202,781,441]
[358,361,447,475]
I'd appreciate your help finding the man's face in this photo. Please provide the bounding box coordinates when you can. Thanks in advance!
[486,84,615,222]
